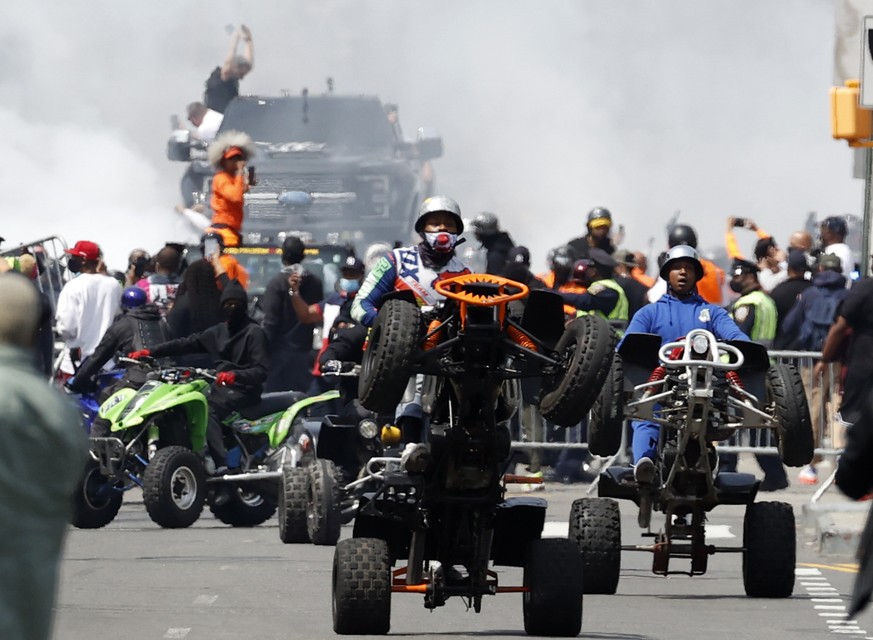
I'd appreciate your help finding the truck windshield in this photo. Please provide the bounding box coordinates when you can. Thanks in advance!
[220,97,396,153]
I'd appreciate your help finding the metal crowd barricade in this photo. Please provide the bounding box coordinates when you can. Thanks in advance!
[509,349,843,498]
[0,235,70,316]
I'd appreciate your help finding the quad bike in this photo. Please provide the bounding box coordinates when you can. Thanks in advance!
[73,357,337,530]
[279,364,404,546]
[570,329,814,597]
[331,274,616,636]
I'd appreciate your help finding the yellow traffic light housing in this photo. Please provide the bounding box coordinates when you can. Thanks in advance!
[831,79,873,146]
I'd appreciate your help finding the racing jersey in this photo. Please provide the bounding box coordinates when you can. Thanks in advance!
[351,245,470,327]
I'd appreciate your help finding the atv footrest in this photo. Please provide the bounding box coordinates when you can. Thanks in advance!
[89,437,126,479]
[714,472,759,505]
[597,466,640,505]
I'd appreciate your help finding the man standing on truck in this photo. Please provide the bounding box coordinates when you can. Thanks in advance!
[206,132,255,248]
[204,25,254,114]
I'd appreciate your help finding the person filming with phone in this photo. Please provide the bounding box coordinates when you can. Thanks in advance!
[206,131,256,249]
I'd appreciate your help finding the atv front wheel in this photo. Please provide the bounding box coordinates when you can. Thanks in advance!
[588,354,625,457]
[568,497,621,594]
[767,363,814,467]
[333,537,391,635]
[523,538,584,637]
[743,501,795,598]
[71,460,123,529]
[539,314,616,427]
[209,487,277,527]
[142,446,207,528]
[278,463,309,543]
[358,299,421,414]
[307,459,342,545]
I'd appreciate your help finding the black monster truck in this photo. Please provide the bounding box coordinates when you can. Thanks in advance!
[331,274,617,636]
[169,93,442,246]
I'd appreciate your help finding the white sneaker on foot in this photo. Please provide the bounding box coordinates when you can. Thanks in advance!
[798,465,818,485]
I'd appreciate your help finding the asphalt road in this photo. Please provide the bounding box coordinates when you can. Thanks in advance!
[54,481,869,640]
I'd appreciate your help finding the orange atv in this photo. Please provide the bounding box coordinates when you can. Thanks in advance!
[331,274,616,636]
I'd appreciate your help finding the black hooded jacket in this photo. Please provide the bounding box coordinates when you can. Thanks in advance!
[71,304,170,388]
[150,281,270,397]
[479,231,515,275]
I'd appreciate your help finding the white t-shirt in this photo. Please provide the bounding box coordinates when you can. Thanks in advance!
[758,264,788,292]
[197,109,224,144]
[55,273,121,374]
[824,242,854,288]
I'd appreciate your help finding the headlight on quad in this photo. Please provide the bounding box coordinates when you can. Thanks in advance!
[358,419,379,440]
[691,334,709,356]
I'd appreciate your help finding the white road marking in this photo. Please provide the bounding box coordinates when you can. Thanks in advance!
[542,521,735,539]
[193,594,218,605]
[542,522,568,538]
[164,630,191,639]
[796,568,873,639]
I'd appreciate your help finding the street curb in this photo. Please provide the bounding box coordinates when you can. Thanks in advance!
[802,501,870,556]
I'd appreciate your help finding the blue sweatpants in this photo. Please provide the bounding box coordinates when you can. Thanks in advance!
[632,420,659,463]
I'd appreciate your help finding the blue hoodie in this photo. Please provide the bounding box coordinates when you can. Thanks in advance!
[618,291,748,348]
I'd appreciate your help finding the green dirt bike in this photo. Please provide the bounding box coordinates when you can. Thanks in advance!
[73,357,338,530]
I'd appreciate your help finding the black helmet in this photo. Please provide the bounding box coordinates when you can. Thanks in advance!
[821,216,848,238]
[587,207,612,228]
[659,245,704,281]
[668,224,698,249]
[471,211,499,236]
[548,245,578,270]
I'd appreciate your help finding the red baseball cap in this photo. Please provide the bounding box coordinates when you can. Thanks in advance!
[66,240,101,261]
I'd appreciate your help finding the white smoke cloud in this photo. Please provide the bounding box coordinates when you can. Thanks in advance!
[0,0,863,273]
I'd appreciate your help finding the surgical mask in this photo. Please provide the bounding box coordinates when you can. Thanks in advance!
[423,232,458,253]
[729,279,745,294]
[339,278,360,294]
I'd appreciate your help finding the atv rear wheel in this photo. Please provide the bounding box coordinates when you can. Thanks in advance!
[358,299,421,414]
[568,498,621,594]
[743,501,795,598]
[523,538,584,637]
[539,315,616,427]
[142,446,207,528]
[71,460,123,529]
[333,537,391,635]
[307,459,342,545]
[209,486,277,527]
[767,363,814,467]
[588,354,625,457]
[279,463,309,543]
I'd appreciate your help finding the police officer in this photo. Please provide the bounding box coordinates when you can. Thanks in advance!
[470,211,515,276]
[559,248,629,333]
[724,257,787,490]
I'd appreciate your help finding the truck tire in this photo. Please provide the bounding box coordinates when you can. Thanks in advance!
[767,363,814,467]
[307,459,342,545]
[142,446,206,529]
[209,487,277,527]
[279,464,310,543]
[568,498,621,594]
[333,537,391,635]
[358,299,421,414]
[743,501,795,598]
[71,460,123,529]
[588,354,625,456]
[523,538,584,637]
[539,315,616,427]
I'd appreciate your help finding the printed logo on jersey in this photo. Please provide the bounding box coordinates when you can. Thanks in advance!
[698,308,711,323]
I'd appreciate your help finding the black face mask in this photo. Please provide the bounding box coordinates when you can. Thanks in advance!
[729,279,745,294]
[223,303,247,332]
[67,257,82,274]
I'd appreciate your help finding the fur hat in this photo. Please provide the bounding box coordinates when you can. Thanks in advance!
[208,130,256,169]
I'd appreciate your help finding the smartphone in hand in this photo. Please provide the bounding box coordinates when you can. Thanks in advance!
[247,165,257,186]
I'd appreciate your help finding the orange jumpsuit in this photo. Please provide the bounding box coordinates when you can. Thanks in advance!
[210,171,246,246]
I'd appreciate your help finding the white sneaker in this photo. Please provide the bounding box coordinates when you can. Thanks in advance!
[400,443,430,473]
[520,471,545,493]
[798,465,818,485]
[634,457,656,484]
